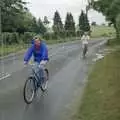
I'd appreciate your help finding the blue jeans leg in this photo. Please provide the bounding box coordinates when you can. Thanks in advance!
[38,67,44,86]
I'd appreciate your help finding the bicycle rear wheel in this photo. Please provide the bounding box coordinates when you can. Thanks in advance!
[83,45,87,58]
[41,69,49,92]
[23,77,35,104]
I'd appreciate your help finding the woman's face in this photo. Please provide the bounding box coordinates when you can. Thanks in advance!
[35,39,41,49]
[35,38,41,45]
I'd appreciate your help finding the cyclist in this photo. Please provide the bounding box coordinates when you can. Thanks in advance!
[81,32,90,57]
[24,37,49,86]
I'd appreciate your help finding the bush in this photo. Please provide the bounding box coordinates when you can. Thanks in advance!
[22,32,36,44]
[1,32,19,45]
[44,33,58,40]
[116,14,120,38]
[12,32,19,43]
[2,32,13,45]
[43,33,50,40]
[101,33,108,37]
[0,32,37,45]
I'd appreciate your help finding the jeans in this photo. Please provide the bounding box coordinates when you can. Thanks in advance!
[34,60,48,86]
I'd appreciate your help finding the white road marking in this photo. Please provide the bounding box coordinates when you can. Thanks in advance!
[0,73,11,81]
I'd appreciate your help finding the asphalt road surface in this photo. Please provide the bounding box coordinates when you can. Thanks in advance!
[0,39,106,120]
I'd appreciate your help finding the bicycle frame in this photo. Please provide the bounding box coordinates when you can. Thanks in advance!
[82,44,88,58]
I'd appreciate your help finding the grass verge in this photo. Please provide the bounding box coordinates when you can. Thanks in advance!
[91,26,115,38]
[0,44,29,57]
[73,49,120,120]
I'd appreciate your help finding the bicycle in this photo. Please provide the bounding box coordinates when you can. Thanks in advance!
[23,63,49,104]
[82,44,88,59]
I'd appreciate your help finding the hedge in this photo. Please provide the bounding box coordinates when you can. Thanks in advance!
[0,32,36,45]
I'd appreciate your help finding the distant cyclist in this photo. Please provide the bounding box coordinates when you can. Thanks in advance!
[81,32,90,58]
[24,37,49,85]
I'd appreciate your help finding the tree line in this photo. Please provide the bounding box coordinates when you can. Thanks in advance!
[0,0,90,45]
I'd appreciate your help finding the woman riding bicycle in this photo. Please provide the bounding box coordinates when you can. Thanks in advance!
[81,32,90,58]
[24,37,49,85]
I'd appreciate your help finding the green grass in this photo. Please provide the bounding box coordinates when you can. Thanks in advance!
[0,40,63,57]
[107,38,120,46]
[73,49,120,120]
[0,44,28,57]
[91,26,115,38]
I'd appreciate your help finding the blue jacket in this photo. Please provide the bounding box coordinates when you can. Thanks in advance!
[31,39,34,44]
[24,41,49,63]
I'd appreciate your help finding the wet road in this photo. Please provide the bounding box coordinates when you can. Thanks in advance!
[0,39,106,120]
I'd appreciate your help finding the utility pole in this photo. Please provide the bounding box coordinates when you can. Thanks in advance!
[0,3,5,75]
[0,4,1,35]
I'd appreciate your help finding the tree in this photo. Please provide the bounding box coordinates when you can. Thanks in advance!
[116,14,120,38]
[22,11,35,32]
[1,0,27,32]
[91,21,97,26]
[37,18,47,35]
[101,23,106,26]
[43,16,50,25]
[79,10,85,34]
[79,10,90,34]
[15,10,34,33]
[91,0,120,38]
[25,17,37,33]
[53,11,64,37]
[84,13,90,32]
[64,12,75,36]
[43,16,50,33]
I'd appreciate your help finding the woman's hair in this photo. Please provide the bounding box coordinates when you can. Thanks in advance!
[34,36,42,41]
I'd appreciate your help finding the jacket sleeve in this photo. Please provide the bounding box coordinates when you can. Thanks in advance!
[24,45,34,62]
[41,43,48,60]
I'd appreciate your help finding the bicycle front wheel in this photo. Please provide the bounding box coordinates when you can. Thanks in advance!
[23,77,35,104]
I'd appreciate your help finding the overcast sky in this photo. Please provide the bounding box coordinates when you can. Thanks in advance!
[25,0,106,25]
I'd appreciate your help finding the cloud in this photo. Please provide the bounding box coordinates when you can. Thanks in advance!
[88,9,106,24]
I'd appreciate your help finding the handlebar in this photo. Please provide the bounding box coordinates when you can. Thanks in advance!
[24,62,45,69]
